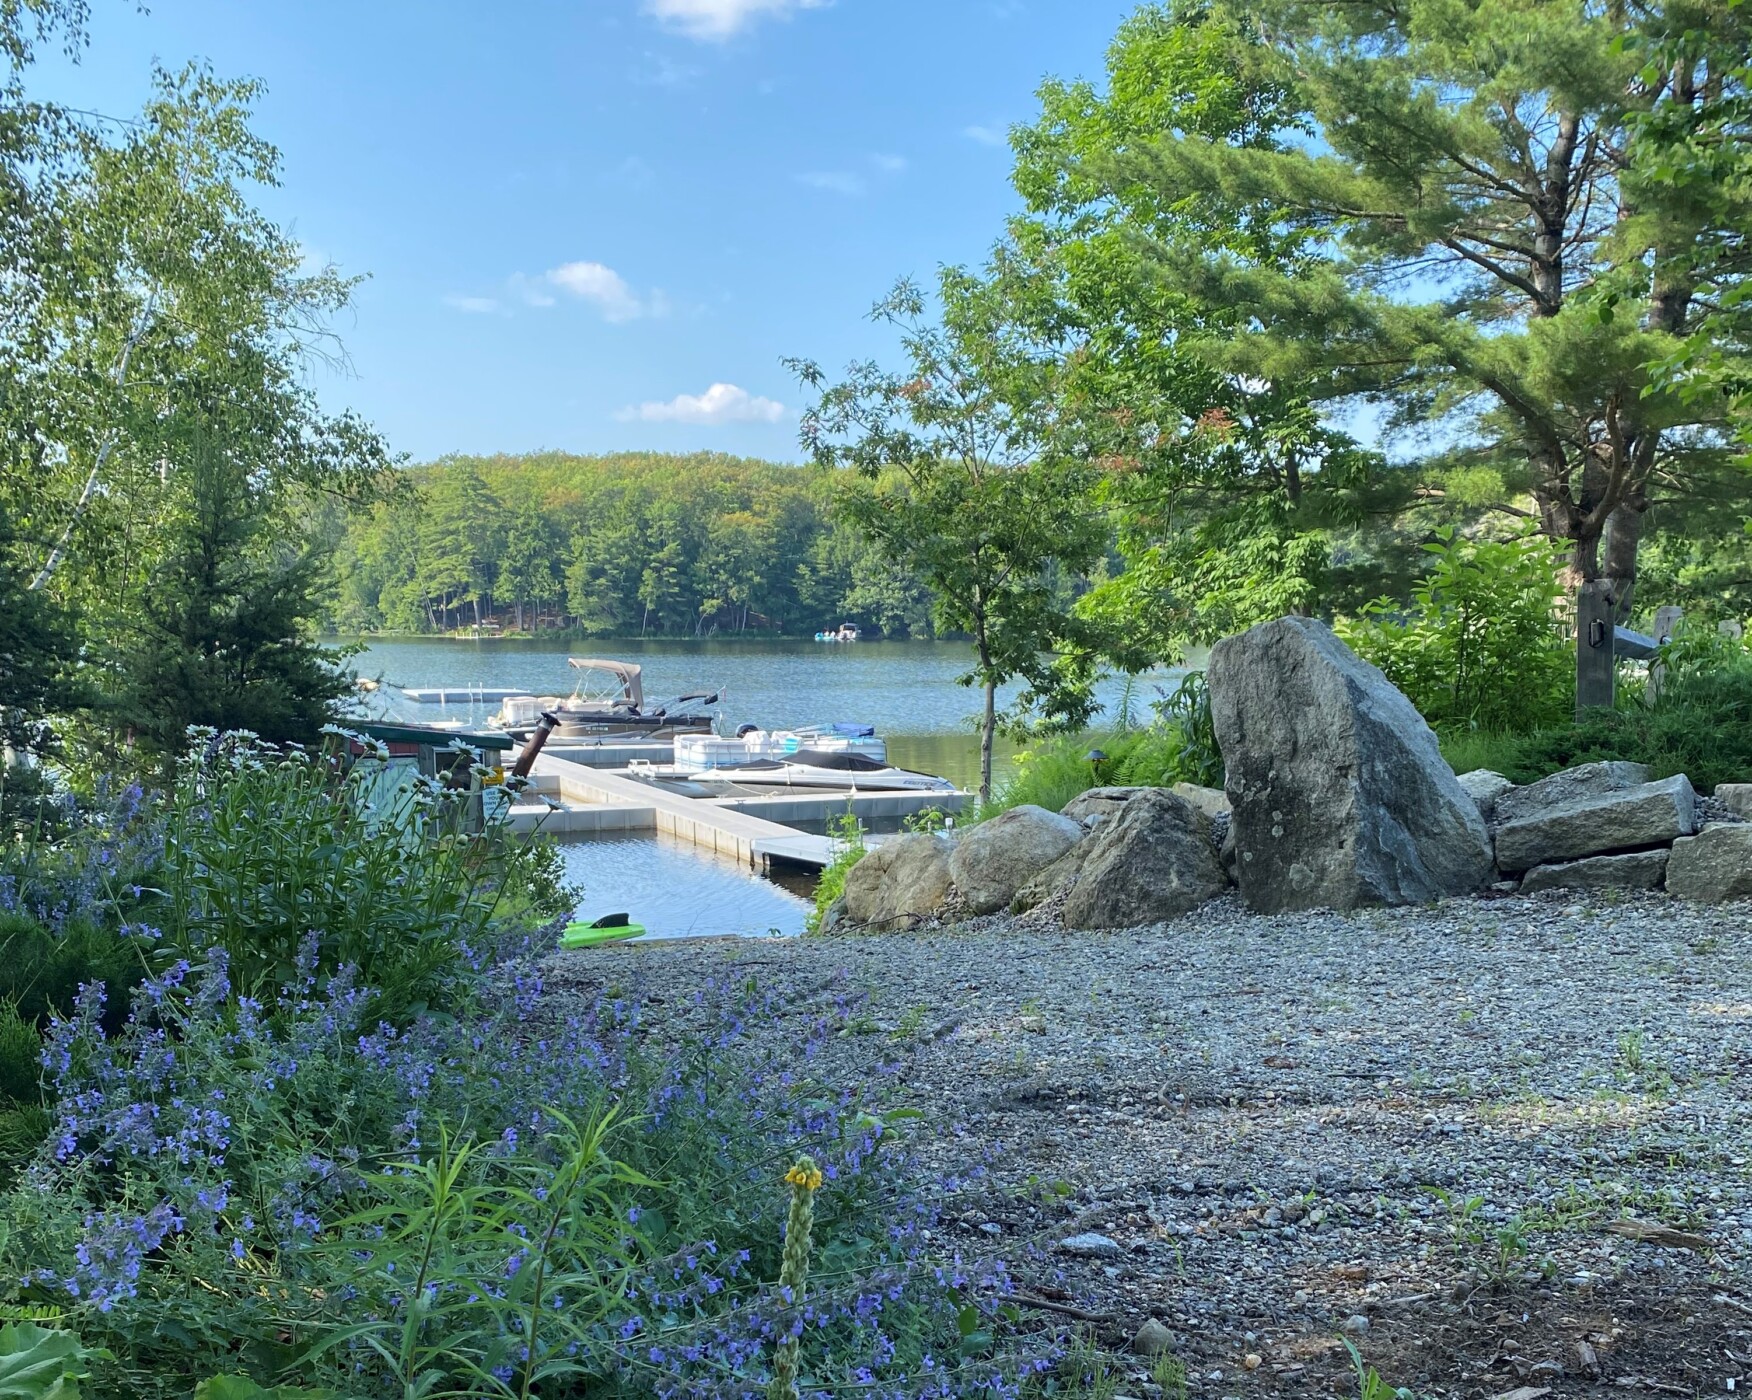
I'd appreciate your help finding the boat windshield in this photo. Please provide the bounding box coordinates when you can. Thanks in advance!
[567,658,643,709]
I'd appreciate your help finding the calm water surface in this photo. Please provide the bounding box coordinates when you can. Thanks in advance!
[336,636,1185,940]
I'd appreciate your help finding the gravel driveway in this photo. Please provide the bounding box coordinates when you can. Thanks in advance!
[544,889,1752,1399]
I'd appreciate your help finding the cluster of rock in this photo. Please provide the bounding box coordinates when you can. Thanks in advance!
[826,781,1233,935]
[1458,761,1752,901]
[824,614,1752,933]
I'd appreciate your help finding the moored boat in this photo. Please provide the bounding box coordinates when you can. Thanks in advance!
[492,658,721,742]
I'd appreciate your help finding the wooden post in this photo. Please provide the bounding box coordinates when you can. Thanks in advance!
[1577,581,1617,716]
[1648,604,1683,703]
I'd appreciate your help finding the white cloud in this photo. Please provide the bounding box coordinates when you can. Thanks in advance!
[797,170,866,196]
[644,0,829,41]
[963,123,1007,147]
[872,153,908,173]
[618,382,786,425]
[443,293,502,314]
[546,261,645,321]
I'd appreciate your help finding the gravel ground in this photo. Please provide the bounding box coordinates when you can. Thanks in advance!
[543,890,1752,1399]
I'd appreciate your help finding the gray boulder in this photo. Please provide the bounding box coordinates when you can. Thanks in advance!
[841,833,953,929]
[1455,770,1514,824]
[1492,774,1697,873]
[1714,783,1752,820]
[1060,788,1227,930]
[1170,781,1231,819]
[1207,617,1494,912]
[1667,824,1752,903]
[1492,761,1651,828]
[1519,849,1669,894]
[1061,786,1148,826]
[1009,838,1091,914]
[950,804,1083,915]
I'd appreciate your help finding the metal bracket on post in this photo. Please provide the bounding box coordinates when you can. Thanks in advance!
[1577,581,1617,716]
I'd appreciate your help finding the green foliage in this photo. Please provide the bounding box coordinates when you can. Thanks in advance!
[982,724,1191,820]
[1083,0,1752,698]
[805,813,867,935]
[1502,656,1752,792]
[0,915,141,1036]
[0,1320,90,1399]
[997,3,1396,666]
[0,18,394,771]
[1156,671,1221,788]
[157,731,550,1020]
[792,277,1116,800]
[113,433,353,767]
[1339,531,1572,734]
[303,1116,648,1399]
[193,1379,333,1400]
[329,451,934,640]
[1443,631,1752,791]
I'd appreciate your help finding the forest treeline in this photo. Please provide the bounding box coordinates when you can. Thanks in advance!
[319,451,941,638]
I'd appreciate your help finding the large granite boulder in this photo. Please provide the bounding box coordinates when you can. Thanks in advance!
[1492,774,1697,873]
[1493,761,1652,828]
[1667,824,1752,903]
[1455,770,1514,824]
[841,833,953,929]
[1060,788,1227,930]
[950,804,1083,915]
[1519,850,1669,894]
[1061,787,1148,827]
[1207,617,1494,912]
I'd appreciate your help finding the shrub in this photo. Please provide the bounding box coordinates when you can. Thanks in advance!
[1448,632,1752,791]
[156,729,566,1021]
[1339,529,1572,733]
[982,724,1190,819]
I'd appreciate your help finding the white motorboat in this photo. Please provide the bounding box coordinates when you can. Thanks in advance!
[674,724,885,771]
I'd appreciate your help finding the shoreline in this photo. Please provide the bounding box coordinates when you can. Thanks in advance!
[542,891,1752,1397]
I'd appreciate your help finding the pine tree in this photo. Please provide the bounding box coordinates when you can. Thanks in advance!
[1099,0,1752,709]
[116,433,351,766]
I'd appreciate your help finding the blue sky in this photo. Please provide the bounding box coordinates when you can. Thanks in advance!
[35,0,1128,463]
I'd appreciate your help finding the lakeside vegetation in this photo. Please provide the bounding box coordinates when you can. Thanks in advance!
[318,451,941,640]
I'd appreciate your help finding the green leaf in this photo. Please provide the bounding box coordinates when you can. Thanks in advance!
[192,1377,336,1400]
[0,1323,87,1400]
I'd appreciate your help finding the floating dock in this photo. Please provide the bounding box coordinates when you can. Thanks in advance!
[511,750,963,869]
[400,685,528,705]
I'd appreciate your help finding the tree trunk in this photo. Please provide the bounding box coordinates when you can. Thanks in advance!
[979,678,996,807]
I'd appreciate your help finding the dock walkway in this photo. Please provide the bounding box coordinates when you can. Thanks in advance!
[521,754,847,867]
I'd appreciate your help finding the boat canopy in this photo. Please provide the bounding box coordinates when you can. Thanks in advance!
[567,658,643,709]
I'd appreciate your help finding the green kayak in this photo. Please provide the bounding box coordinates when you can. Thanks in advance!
[561,913,646,949]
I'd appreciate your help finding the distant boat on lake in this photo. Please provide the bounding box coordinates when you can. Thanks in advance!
[814,623,861,642]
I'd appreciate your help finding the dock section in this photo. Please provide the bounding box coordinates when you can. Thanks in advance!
[526,753,801,863]
[514,754,958,868]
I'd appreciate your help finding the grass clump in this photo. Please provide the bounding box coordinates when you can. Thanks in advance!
[805,811,867,934]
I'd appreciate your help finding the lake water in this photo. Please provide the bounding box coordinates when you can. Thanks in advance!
[336,635,1184,939]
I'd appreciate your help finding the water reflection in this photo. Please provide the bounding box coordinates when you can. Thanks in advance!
[556,830,810,942]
